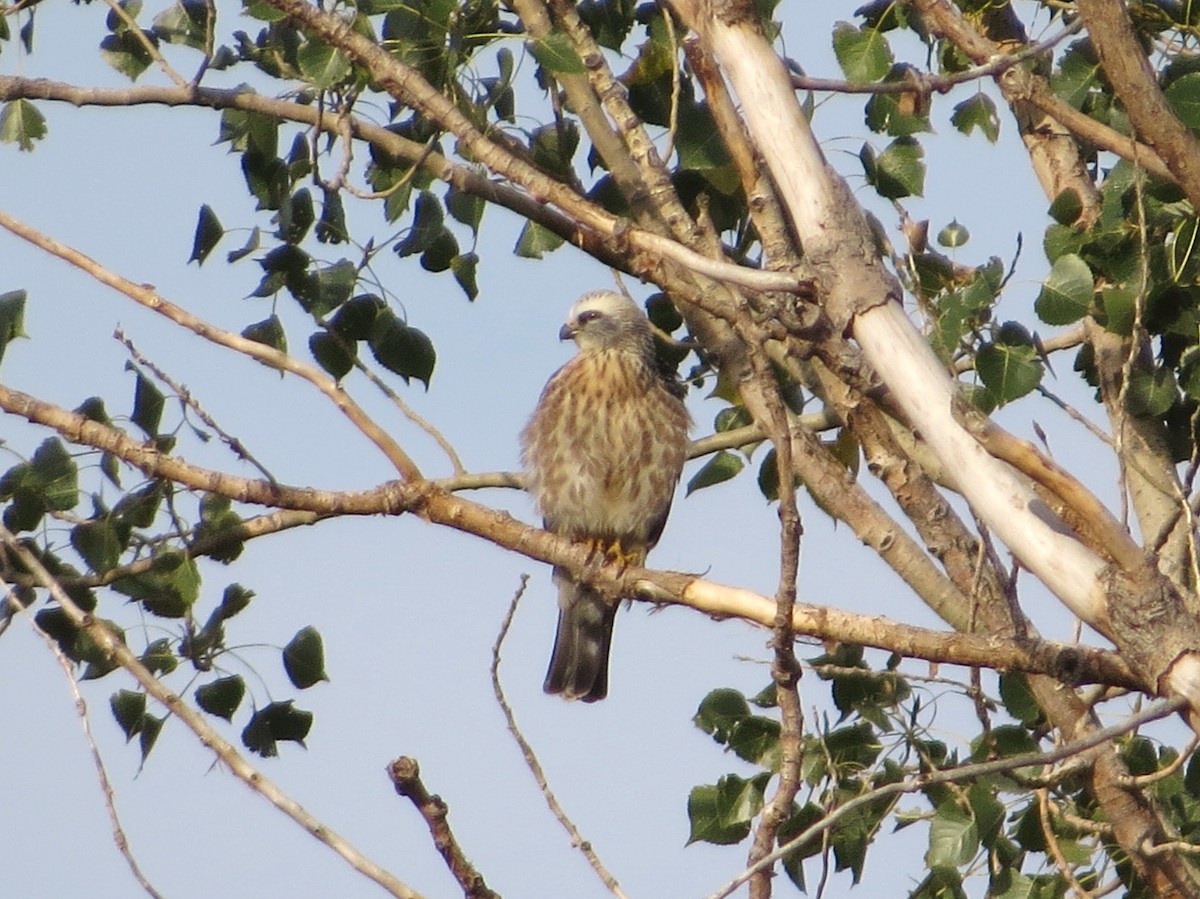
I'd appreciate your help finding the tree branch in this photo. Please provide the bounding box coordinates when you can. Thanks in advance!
[386,757,499,899]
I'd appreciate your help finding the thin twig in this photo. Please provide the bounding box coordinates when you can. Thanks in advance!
[490,576,630,899]
[791,17,1083,96]
[706,697,1189,899]
[115,328,280,485]
[3,578,166,899]
[386,757,498,899]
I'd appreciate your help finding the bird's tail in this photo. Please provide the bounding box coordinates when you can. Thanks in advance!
[543,569,617,702]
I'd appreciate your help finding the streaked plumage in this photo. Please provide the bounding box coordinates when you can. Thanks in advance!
[521,291,690,702]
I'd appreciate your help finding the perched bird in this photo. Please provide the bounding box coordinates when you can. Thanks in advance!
[521,291,690,701]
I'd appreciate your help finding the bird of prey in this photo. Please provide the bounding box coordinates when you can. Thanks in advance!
[521,291,690,702]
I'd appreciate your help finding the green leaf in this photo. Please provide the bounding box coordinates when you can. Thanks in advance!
[395,190,445,257]
[297,38,352,89]
[0,99,47,152]
[728,715,782,768]
[937,220,970,248]
[950,93,1000,142]
[420,230,459,273]
[832,22,893,83]
[368,311,436,387]
[113,481,164,529]
[130,369,165,437]
[998,673,1043,726]
[189,204,224,264]
[1166,72,1200,131]
[283,626,329,689]
[140,638,177,676]
[926,803,979,869]
[139,713,164,762]
[242,315,288,355]
[196,675,246,721]
[295,260,356,316]
[451,253,479,301]
[864,67,931,137]
[514,220,566,258]
[216,583,255,620]
[1048,188,1084,227]
[445,184,485,233]
[686,773,769,845]
[861,137,925,199]
[71,520,123,574]
[976,340,1043,405]
[527,31,585,74]
[1034,253,1093,325]
[309,332,355,381]
[242,700,313,758]
[331,294,385,341]
[694,688,751,743]
[152,0,208,49]
[30,438,78,511]
[0,289,28,369]
[686,450,743,495]
[1127,366,1179,417]
[99,31,155,81]
[110,689,146,741]
[316,188,347,244]
[112,550,200,618]
[278,188,315,245]
[193,494,246,563]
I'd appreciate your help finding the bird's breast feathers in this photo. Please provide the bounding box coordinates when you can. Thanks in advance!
[522,350,689,542]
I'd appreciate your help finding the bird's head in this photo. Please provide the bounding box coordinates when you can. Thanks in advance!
[559,291,653,355]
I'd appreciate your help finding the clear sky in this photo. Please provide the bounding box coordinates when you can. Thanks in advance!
[0,2,1150,897]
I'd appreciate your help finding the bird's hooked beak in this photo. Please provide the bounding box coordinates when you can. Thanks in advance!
[559,321,578,342]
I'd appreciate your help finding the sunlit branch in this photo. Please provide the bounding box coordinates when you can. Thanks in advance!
[255,0,802,296]
[0,525,423,899]
[0,381,1141,688]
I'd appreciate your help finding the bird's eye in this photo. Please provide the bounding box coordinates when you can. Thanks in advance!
[577,310,603,325]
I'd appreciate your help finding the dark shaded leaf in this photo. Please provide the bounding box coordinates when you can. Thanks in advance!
[130,369,165,437]
[189,204,224,264]
[368,310,436,387]
[196,675,246,721]
[451,253,479,301]
[283,626,328,689]
[242,700,313,758]
[71,520,123,574]
[241,315,287,355]
[309,332,355,380]
[110,689,146,741]
[0,289,28,368]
